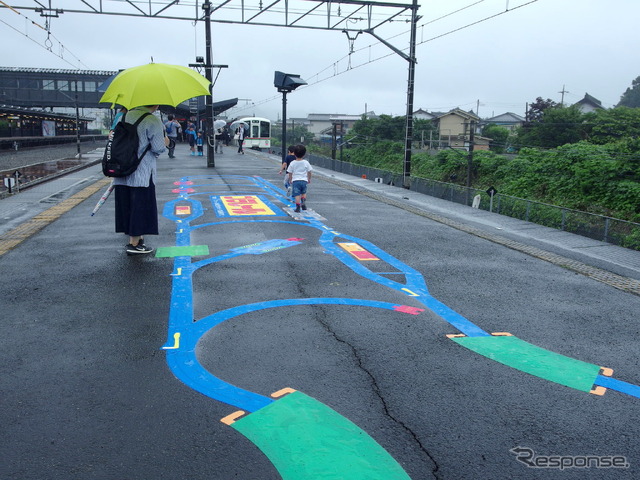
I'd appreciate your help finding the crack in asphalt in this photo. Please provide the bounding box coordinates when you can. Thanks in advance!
[311,304,441,479]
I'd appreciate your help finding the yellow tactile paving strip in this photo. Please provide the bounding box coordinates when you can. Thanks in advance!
[324,176,640,297]
[0,177,111,256]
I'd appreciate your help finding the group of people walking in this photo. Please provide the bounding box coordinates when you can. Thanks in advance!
[164,115,203,157]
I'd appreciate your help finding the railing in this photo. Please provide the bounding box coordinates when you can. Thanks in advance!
[305,152,640,251]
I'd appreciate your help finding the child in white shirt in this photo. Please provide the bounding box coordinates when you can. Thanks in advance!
[286,144,313,212]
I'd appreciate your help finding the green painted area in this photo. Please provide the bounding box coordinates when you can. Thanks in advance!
[450,335,601,392]
[231,391,411,480]
[154,245,209,257]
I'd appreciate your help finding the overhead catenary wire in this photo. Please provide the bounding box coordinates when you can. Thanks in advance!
[236,0,540,114]
[0,0,88,68]
[1,0,538,116]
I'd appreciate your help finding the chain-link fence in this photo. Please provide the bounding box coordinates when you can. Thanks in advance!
[305,152,640,251]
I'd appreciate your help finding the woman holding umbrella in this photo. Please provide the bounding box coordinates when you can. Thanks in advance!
[112,105,167,255]
[99,62,211,255]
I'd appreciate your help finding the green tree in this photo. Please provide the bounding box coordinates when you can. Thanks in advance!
[351,115,406,142]
[481,123,510,153]
[617,76,640,108]
[516,106,586,149]
[585,107,640,144]
[525,97,557,123]
[413,118,437,148]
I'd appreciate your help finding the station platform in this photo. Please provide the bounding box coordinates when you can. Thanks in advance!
[1,143,639,291]
[2,141,640,480]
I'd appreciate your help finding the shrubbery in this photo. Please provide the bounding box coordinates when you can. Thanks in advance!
[342,140,640,223]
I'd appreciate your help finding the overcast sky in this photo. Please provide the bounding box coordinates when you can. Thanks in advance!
[2,0,639,121]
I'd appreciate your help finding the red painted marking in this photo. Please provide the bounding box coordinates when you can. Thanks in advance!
[352,250,378,260]
[229,205,269,215]
[223,195,258,204]
[175,206,191,215]
[393,305,425,315]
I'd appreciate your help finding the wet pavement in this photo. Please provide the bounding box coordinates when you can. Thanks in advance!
[1,144,639,479]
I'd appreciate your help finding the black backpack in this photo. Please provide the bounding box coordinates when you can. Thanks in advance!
[102,111,152,177]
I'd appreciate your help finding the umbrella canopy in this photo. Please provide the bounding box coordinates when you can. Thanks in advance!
[99,63,211,109]
[230,120,249,132]
[214,119,227,130]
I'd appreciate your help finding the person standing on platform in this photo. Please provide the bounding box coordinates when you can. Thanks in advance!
[185,125,197,155]
[236,124,245,154]
[164,114,181,158]
[196,131,204,156]
[113,105,167,255]
[215,126,225,154]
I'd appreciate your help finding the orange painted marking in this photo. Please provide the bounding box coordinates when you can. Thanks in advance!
[271,387,297,398]
[600,367,613,377]
[175,205,191,215]
[338,242,379,261]
[221,410,247,425]
[221,195,275,216]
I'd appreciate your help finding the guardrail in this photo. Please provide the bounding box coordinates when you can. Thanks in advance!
[306,152,640,251]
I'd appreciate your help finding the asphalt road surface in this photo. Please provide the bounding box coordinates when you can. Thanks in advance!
[1,146,639,480]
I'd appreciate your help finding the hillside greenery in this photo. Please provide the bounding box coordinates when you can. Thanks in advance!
[315,105,640,224]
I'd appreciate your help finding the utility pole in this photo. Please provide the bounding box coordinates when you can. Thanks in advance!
[559,85,569,106]
[74,80,82,159]
[402,0,419,189]
[466,120,475,205]
[203,0,214,167]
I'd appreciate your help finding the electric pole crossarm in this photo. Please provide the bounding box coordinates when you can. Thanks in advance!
[364,29,413,63]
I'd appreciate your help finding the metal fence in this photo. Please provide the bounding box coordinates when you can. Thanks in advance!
[306,153,640,251]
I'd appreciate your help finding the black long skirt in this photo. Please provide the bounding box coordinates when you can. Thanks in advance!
[114,180,158,237]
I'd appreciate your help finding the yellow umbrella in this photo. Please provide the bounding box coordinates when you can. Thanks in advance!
[99,62,211,109]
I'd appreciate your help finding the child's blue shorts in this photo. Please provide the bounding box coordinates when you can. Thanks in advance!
[291,180,308,197]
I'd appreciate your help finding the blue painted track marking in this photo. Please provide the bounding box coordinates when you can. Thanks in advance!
[166,298,419,412]
[163,173,640,416]
[594,375,640,398]
[161,174,495,413]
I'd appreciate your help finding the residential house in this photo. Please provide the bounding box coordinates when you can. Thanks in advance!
[573,93,605,113]
[304,113,369,136]
[483,112,525,132]
[413,108,437,121]
[434,108,491,150]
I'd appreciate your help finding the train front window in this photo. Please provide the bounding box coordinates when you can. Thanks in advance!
[259,121,270,138]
